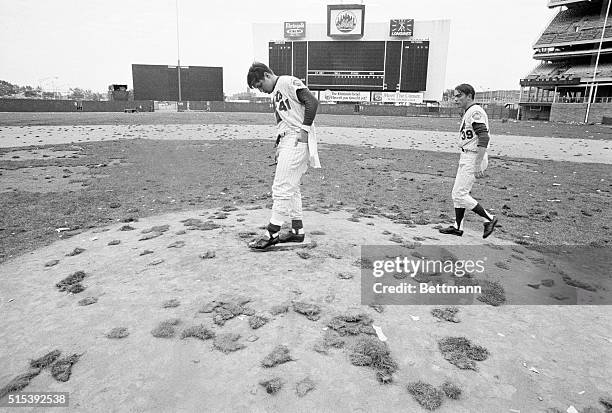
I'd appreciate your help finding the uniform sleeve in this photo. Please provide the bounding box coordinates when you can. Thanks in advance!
[287,77,307,102]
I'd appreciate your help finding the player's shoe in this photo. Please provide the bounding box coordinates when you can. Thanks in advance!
[279,231,305,243]
[248,235,280,250]
[438,226,464,236]
[483,216,498,239]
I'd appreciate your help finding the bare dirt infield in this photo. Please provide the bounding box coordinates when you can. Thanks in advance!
[0,113,611,412]
[1,111,612,140]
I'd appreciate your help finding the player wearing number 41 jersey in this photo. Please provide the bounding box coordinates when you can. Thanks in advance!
[439,83,498,239]
[246,62,321,250]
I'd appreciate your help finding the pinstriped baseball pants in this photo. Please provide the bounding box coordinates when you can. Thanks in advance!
[270,133,309,226]
[452,151,488,210]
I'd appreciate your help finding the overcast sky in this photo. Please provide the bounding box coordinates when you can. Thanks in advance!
[0,0,557,95]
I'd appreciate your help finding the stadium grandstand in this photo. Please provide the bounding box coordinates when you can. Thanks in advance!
[520,0,612,122]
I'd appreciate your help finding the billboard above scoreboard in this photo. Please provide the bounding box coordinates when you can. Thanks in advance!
[327,4,365,38]
[390,19,414,37]
[284,21,306,38]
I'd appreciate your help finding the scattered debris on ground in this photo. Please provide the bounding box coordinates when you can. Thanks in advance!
[199,250,216,259]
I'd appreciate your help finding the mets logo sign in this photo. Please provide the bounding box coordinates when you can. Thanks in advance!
[335,10,357,32]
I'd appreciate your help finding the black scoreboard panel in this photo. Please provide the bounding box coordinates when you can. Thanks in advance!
[384,41,402,91]
[268,43,292,77]
[132,64,223,101]
[292,42,307,82]
[268,40,429,92]
[401,41,429,92]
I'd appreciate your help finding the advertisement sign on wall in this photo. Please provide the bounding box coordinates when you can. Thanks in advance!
[284,21,306,38]
[327,4,365,37]
[372,91,424,104]
[389,19,414,37]
[319,90,371,102]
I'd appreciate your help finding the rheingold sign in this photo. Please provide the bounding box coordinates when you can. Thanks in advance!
[284,21,306,38]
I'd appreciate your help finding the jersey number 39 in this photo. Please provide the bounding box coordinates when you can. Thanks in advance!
[461,130,474,140]
[275,92,292,111]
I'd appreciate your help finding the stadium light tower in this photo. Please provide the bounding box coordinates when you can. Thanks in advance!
[585,0,611,123]
[176,0,182,103]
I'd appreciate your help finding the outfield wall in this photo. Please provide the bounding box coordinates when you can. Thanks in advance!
[550,103,612,123]
[0,99,154,112]
[0,99,513,120]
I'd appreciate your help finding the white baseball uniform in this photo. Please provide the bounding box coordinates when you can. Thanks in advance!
[452,104,489,211]
[269,76,320,226]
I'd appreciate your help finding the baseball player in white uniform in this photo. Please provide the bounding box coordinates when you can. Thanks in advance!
[439,83,498,239]
[246,62,321,250]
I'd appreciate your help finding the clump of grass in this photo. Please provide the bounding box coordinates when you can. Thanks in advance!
[438,336,489,370]
[162,299,180,308]
[56,270,86,293]
[259,377,282,394]
[213,333,245,353]
[295,377,316,397]
[50,354,81,382]
[78,296,97,306]
[327,313,374,336]
[261,345,293,368]
[292,302,321,321]
[30,350,61,369]
[249,315,269,330]
[151,319,180,338]
[349,336,398,382]
[441,381,462,399]
[431,307,460,323]
[477,280,506,306]
[0,369,41,399]
[270,304,289,315]
[407,381,444,410]
[180,325,215,340]
[106,327,129,339]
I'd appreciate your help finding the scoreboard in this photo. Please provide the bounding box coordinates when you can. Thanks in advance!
[132,64,224,101]
[269,40,429,92]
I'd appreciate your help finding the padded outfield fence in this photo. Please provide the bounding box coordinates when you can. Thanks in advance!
[0,99,515,119]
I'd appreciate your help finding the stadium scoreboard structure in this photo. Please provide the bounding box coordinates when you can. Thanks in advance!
[131,64,223,102]
[253,3,449,103]
[269,40,429,92]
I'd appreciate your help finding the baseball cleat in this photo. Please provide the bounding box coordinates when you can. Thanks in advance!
[483,216,498,239]
[279,232,305,243]
[248,235,280,250]
[438,226,464,236]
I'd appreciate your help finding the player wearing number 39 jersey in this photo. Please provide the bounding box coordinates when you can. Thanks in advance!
[439,83,498,239]
[246,62,321,250]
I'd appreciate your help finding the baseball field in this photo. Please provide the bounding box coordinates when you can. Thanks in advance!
[0,112,611,412]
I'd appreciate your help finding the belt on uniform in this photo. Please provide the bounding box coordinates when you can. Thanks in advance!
[275,131,307,146]
[461,148,477,153]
